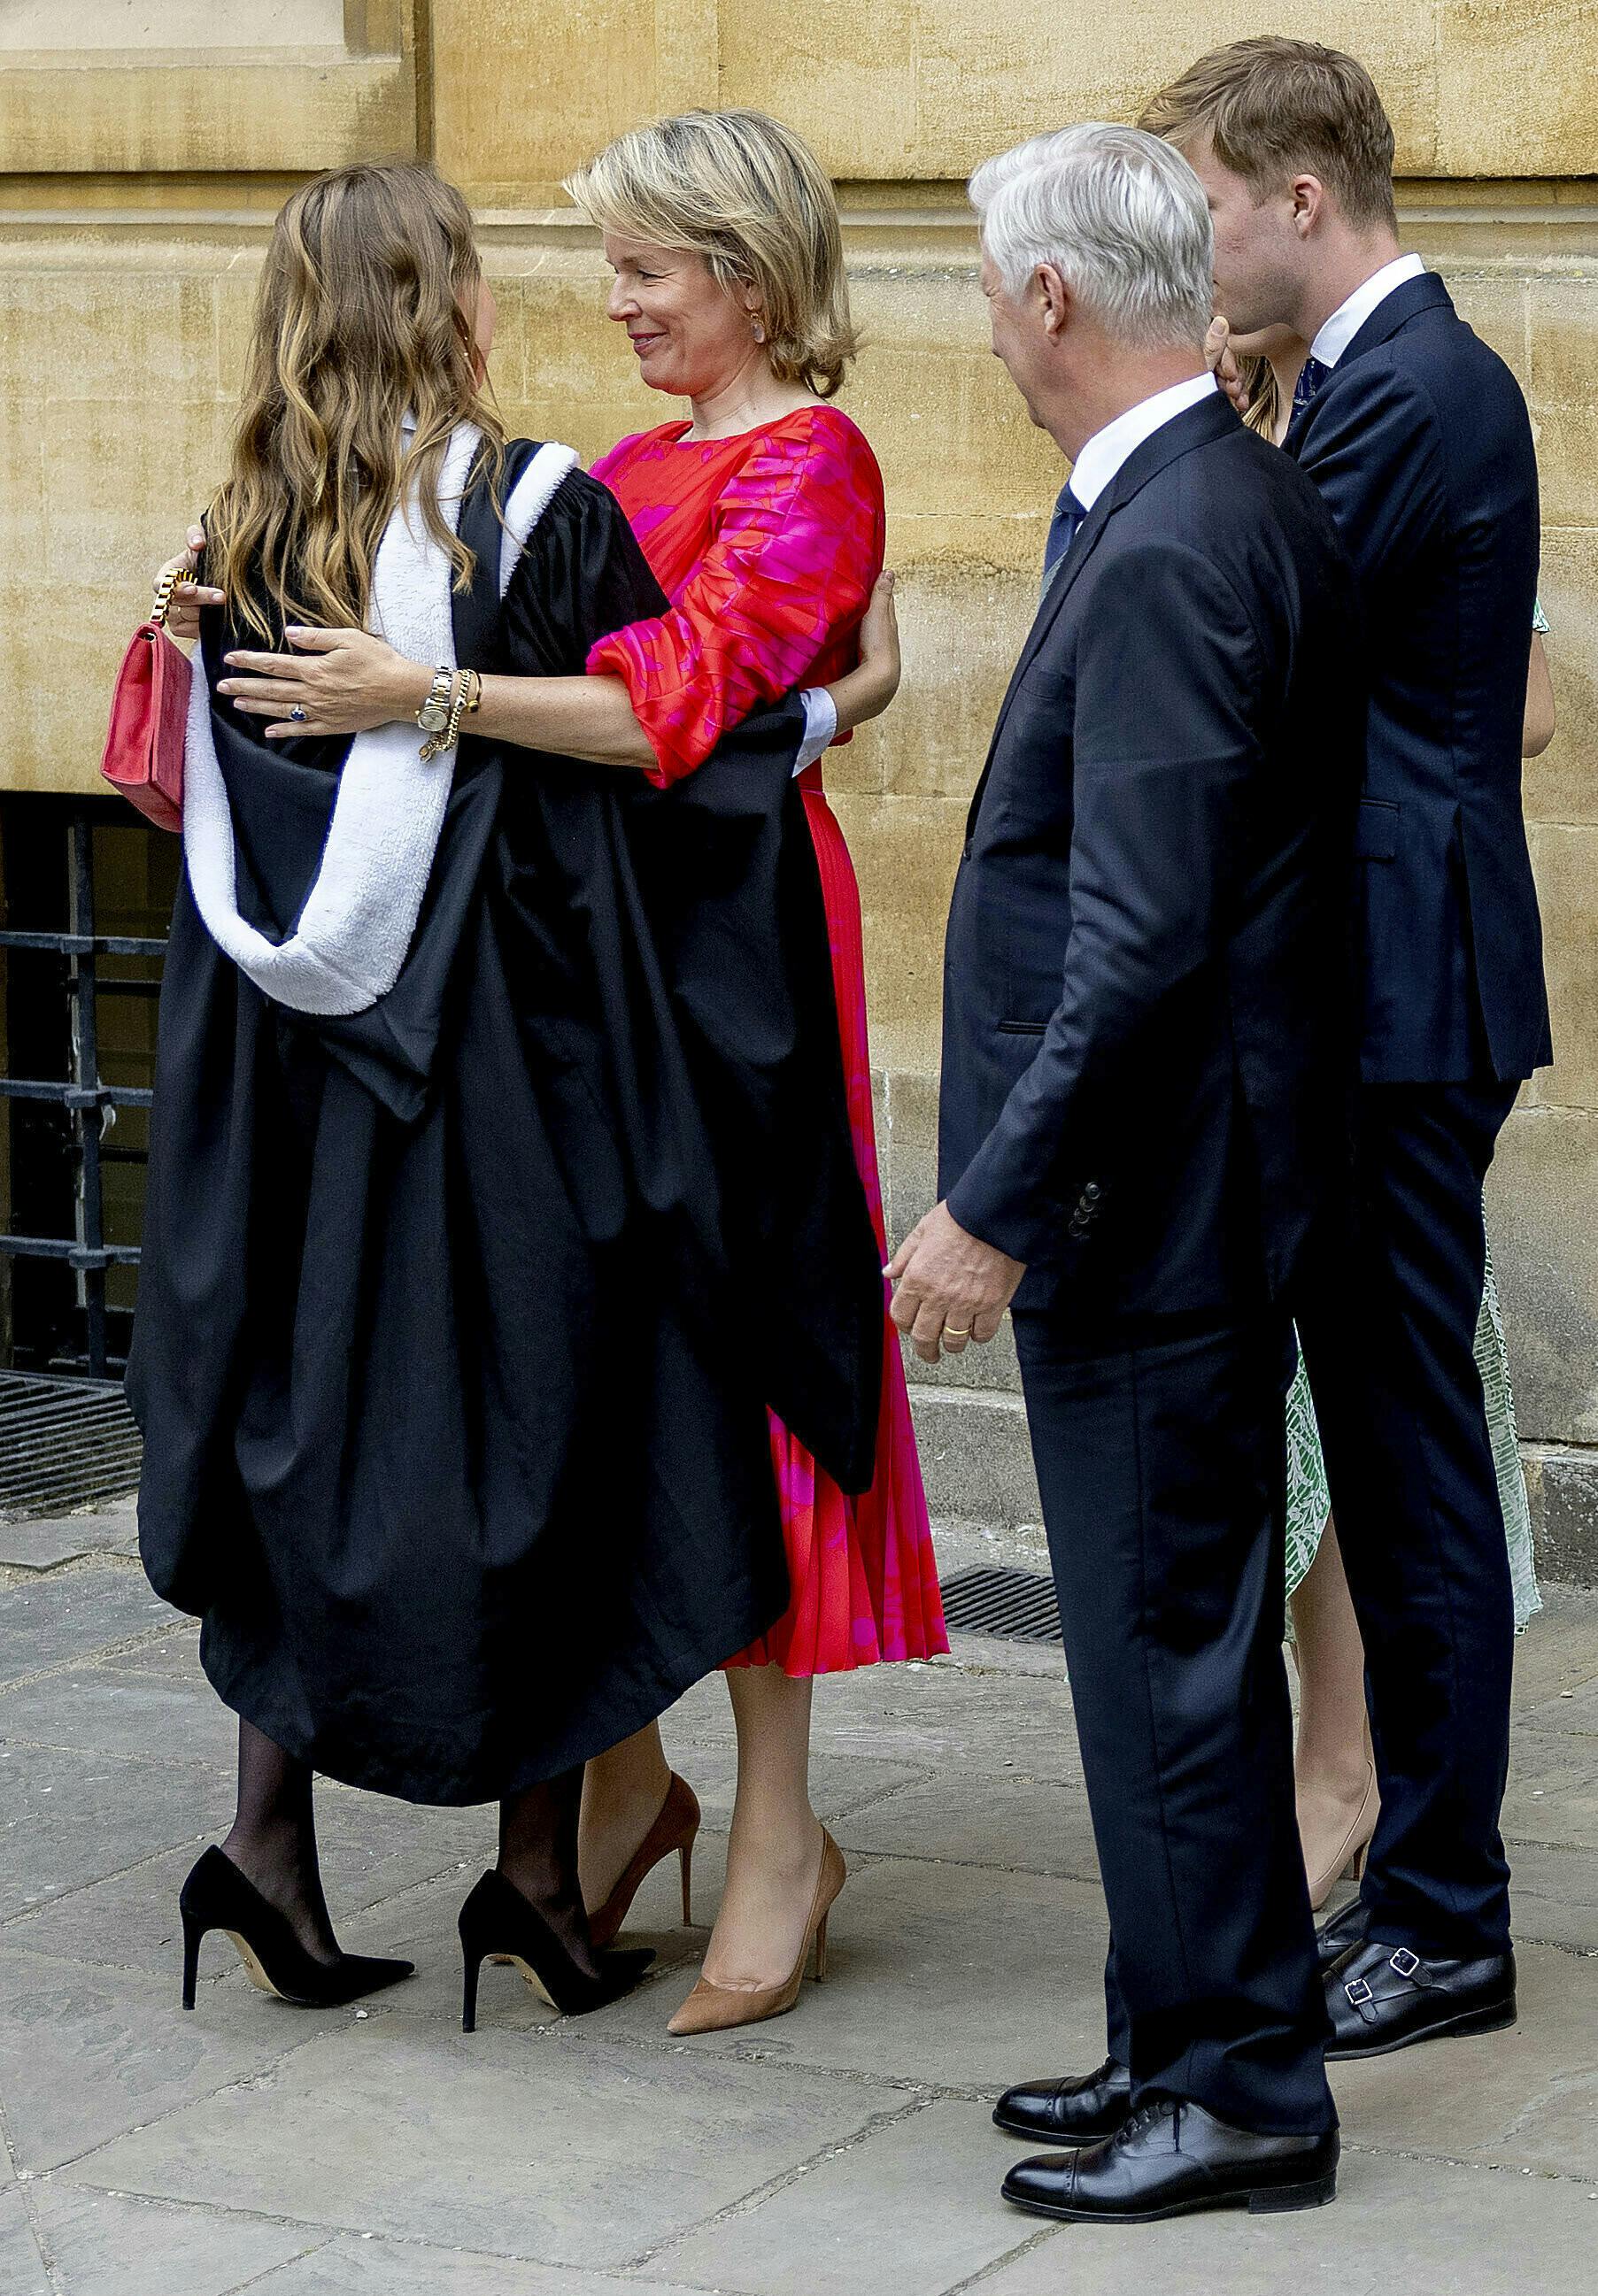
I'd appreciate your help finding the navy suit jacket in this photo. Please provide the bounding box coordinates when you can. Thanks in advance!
[938,391,1364,1321]
[1287,270,1550,1085]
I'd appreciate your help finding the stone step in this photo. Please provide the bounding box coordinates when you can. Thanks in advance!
[910,1388,1598,1591]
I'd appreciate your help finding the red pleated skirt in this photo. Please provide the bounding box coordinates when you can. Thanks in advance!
[726,771,948,1675]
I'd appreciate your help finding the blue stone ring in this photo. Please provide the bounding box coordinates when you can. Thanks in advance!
[289,705,308,723]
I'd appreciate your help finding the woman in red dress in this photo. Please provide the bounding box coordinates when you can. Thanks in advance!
[565,112,945,2038]
[201,112,946,2034]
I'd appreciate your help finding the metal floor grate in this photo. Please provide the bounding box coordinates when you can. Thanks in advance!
[0,1372,142,1519]
[940,1564,1061,1645]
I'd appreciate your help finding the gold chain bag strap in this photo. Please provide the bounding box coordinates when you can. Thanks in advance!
[100,563,191,833]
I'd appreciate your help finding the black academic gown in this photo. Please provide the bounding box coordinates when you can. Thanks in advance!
[128,444,883,1805]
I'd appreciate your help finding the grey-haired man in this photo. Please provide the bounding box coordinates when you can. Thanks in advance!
[889,124,1362,2223]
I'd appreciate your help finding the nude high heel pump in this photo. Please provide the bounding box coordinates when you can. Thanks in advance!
[589,1773,701,1949]
[668,1829,845,2037]
[1306,1763,1379,1913]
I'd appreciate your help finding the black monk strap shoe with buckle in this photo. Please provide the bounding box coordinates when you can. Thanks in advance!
[1316,1894,1370,1972]
[1000,2098,1339,2225]
[992,2057,1133,2146]
[1325,1939,1517,2061]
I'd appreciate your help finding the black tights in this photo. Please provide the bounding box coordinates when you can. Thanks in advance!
[498,1767,612,1984]
[222,1720,601,1971]
[221,1718,341,1961]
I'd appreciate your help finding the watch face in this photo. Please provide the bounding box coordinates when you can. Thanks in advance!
[418,699,450,731]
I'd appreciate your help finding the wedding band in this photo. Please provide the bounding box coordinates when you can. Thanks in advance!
[945,1324,972,1338]
[289,706,308,723]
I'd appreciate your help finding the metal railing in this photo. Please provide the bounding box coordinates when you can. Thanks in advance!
[0,802,166,1378]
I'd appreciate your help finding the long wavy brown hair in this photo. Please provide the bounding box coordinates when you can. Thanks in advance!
[207,161,504,644]
[1239,354,1285,441]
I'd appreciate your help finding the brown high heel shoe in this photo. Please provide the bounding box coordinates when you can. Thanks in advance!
[668,1828,845,2037]
[1304,1762,1379,1912]
[588,1773,701,1949]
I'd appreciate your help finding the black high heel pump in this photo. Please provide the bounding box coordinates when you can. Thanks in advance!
[459,1868,653,2030]
[179,1846,414,2010]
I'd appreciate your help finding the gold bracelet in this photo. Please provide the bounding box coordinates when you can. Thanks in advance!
[463,668,482,713]
[421,667,473,763]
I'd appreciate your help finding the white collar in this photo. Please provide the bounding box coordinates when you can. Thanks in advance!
[1310,252,1426,370]
[181,430,578,1017]
[1067,372,1218,512]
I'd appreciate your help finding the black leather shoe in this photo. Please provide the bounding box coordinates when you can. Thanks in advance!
[1001,2099,1339,2224]
[993,2058,1132,2146]
[1316,1895,1369,1971]
[1325,1939,1516,2061]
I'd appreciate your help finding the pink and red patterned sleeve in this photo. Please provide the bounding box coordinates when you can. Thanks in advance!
[587,417,885,787]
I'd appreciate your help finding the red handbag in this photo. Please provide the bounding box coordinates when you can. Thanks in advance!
[100,563,190,833]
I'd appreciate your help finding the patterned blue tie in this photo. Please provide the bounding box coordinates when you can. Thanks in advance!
[1041,483,1086,598]
[1291,354,1332,420]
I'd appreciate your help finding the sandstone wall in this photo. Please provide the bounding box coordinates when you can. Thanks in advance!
[2,4,1594,1554]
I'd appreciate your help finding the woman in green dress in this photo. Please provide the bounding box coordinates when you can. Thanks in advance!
[1235,323,1551,1907]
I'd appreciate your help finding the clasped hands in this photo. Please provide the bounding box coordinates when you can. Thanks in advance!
[885,1202,1025,1365]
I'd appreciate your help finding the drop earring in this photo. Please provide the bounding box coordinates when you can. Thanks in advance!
[751,319,766,343]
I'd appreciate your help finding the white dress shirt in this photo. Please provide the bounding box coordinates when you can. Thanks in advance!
[795,684,838,773]
[1067,370,1220,512]
[1309,252,1426,371]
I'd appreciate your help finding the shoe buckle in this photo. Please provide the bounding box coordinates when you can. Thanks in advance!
[1389,1948,1421,1981]
[1345,1976,1374,2007]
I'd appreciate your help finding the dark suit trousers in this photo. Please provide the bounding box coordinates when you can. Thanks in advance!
[1012,1310,1335,2136]
[1296,1076,1521,1959]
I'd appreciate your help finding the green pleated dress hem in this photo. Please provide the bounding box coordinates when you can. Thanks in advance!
[1285,1229,1540,1632]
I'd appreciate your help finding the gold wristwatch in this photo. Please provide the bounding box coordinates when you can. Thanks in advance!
[416,666,454,735]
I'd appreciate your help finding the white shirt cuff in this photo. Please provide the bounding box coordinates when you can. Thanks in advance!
[796,687,838,774]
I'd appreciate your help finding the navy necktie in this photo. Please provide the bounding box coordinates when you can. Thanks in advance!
[1041,483,1087,598]
[1291,354,1332,420]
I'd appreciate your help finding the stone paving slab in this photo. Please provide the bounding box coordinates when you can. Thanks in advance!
[1519,1672,1598,1736]
[0,1739,234,1920]
[96,1623,203,1681]
[247,2236,713,2294]
[0,1573,177,1686]
[72,2023,891,2272]
[1503,1733,1598,1848]
[27,2184,315,2296]
[0,1945,351,2174]
[0,1662,237,1768]
[0,1508,138,1574]
[1509,1592,1598,1707]
[1503,1840,1598,1955]
[973,2146,1598,2295]
[644,2098,1037,2294]
[831,1771,1099,1879]
[0,2188,51,2296]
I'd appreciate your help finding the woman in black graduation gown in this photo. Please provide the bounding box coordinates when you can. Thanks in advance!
[129,160,884,2025]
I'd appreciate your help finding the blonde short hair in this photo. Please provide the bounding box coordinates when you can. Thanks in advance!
[565,109,859,399]
[1139,38,1398,232]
